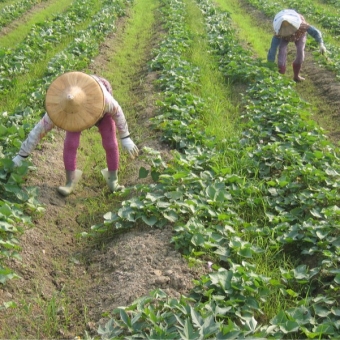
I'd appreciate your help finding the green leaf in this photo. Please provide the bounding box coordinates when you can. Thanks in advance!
[279,320,299,333]
[268,187,278,196]
[245,316,257,331]
[179,319,199,340]
[313,323,334,335]
[214,246,230,260]
[310,209,322,219]
[156,201,171,208]
[202,315,220,337]
[245,297,260,311]
[0,204,13,217]
[191,234,205,246]
[210,269,233,291]
[103,212,118,222]
[271,310,288,325]
[138,166,149,179]
[286,289,298,297]
[205,183,227,202]
[3,301,17,309]
[146,192,164,202]
[334,274,340,284]
[269,279,283,287]
[130,198,145,209]
[325,168,339,176]
[0,125,7,136]
[142,215,158,226]
[118,206,136,222]
[331,307,340,316]
[0,222,17,232]
[172,171,190,180]
[163,210,178,222]
[220,319,241,337]
[286,306,311,325]
[190,307,203,328]
[119,309,132,328]
[238,247,252,258]
[151,170,160,182]
[313,304,331,318]
[165,191,183,200]
[293,265,308,280]
[0,267,18,284]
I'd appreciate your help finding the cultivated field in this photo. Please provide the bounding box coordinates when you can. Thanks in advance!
[0,0,339,338]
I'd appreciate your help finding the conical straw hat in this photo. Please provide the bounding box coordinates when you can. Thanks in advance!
[45,72,105,132]
[273,9,301,36]
[279,21,298,37]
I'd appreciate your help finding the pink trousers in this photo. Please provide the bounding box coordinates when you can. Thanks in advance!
[278,33,307,68]
[63,113,119,171]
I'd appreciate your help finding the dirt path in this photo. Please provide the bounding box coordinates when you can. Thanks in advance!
[301,51,340,142]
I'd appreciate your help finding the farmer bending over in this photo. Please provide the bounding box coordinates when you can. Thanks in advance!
[12,71,139,196]
[267,9,326,82]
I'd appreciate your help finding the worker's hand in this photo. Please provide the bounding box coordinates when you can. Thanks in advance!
[319,43,327,55]
[12,155,26,167]
[121,137,139,159]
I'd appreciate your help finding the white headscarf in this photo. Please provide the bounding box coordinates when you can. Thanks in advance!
[273,9,302,34]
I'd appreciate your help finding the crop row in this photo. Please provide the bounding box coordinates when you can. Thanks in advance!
[95,0,340,338]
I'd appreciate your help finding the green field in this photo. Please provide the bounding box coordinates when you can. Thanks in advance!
[0,0,339,338]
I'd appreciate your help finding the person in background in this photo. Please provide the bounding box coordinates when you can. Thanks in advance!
[12,71,139,196]
[267,9,326,82]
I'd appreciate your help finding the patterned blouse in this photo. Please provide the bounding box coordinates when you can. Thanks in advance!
[279,15,308,42]
[276,14,323,44]
[92,75,130,138]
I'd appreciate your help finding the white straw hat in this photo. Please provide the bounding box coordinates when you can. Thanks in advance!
[45,72,105,132]
[273,9,302,36]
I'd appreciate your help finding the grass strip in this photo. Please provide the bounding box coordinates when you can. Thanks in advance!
[184,0,240,141]
[81,0,159,179]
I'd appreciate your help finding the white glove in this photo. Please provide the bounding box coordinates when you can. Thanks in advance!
[12,155,26,167]
[121,137,139,159]
[319,43,327,55]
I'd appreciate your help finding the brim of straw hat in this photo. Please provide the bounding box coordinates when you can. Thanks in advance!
[273,9,301,35]
[45,72,105,132]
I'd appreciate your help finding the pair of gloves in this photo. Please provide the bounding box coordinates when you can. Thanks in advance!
[121,137,139,159]
[12,137,139,167]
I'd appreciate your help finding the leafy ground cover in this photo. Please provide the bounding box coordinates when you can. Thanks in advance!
[0,0,340,338]
[94,0,340,337]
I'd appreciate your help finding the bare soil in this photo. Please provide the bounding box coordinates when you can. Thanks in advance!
[1,1,340,339]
